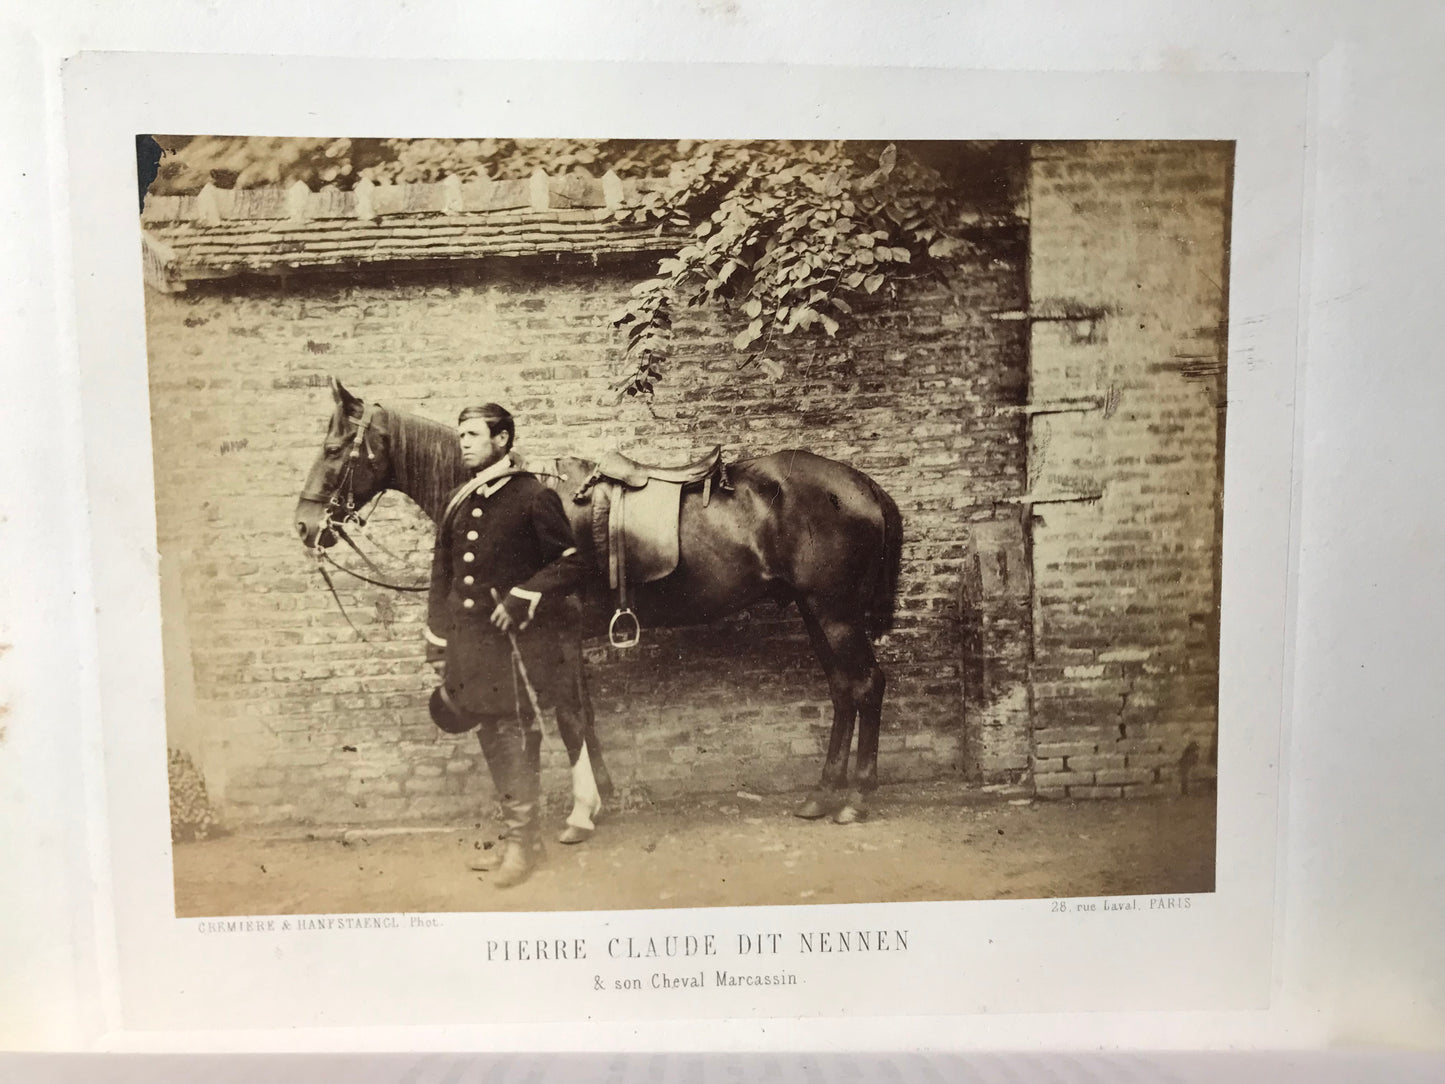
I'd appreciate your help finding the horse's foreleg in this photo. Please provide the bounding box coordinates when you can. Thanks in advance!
[794,603,856,820]
[573,653,615,801]
[565,747,603,844]
[553,699,603,844]
[552,639,606,844]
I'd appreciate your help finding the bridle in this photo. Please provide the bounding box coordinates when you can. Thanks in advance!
[303,402,429,641]
[300,401,382,520]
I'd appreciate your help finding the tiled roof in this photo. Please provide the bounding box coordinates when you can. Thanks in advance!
[141,170,677,291]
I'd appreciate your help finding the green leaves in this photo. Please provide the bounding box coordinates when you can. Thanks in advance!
[610,139,965,399]
[786,306,818,332]
[734,319,764,350]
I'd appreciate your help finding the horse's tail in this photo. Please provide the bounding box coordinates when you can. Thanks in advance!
[861,473,903,636]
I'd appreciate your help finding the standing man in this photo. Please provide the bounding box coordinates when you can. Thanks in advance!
[425,403,588,889]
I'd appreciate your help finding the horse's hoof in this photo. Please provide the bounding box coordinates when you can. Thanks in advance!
[794,797,830,820]
[558,824,593,845]
[833,804,868,825]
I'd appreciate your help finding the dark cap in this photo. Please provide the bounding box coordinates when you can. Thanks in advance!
[428,685,478,734]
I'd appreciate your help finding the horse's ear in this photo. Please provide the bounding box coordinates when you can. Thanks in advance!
[331,376,363,418]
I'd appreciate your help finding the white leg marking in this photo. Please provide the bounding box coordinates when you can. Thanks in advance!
[566,744,602,830]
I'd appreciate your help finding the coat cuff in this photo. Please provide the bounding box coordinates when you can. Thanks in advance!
[508,587,542,621]
[424,626,448,648]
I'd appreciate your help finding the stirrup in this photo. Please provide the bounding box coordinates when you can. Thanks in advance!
[608,608,640,649]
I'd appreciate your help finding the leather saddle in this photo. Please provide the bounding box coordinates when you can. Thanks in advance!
[572,445,731,647]
[594,446,722,487]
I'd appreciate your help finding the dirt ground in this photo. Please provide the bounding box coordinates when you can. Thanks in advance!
[173,782,1215,916]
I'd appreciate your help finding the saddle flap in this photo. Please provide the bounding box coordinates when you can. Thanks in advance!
[610,480,684,588]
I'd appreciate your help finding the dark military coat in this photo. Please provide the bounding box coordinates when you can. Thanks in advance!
[426,461,588,719]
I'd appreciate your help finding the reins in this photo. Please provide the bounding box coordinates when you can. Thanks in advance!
[316,545,430,593]
[309,496,432,643]
[313,554,373,642]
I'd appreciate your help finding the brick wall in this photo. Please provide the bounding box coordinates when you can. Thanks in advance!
[148,231,1029,828]
[1024,141,1230,798]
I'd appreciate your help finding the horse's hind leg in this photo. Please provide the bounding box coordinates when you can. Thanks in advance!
[799,606,885,824]
[794,603,857,820]
[837,631,885,825]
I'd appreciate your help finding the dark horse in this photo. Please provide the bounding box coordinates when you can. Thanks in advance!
[296,379,903,824]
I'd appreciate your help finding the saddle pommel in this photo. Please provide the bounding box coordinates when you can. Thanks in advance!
[595,445,723,488]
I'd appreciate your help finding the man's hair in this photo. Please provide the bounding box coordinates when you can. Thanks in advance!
[457,403,514,450]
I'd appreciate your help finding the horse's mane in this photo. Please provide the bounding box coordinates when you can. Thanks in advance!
[385,406,466,522]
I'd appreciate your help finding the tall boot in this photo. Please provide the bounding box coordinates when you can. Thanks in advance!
[490,723,543,890]
[466,721,510,873]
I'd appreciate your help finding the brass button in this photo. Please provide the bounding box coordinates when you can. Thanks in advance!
[463,575,475,586]
[467,530,478,541]
[471,508,482,518]
[462,598,476,610]
[463,553,475,563]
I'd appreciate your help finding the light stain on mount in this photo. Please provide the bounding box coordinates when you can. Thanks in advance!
[0,641,9,743]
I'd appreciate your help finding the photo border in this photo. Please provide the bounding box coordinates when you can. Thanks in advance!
[62,54,1307,1036]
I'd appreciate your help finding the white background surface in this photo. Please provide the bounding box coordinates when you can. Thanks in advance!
[1,0,1443,1054]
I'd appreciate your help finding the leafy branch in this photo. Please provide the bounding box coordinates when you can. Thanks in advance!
[608,141,967,398]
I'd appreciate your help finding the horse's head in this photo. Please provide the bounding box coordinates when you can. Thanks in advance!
[295,378,395,549]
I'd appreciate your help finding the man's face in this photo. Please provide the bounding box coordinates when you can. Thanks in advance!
[457,417,509,472]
